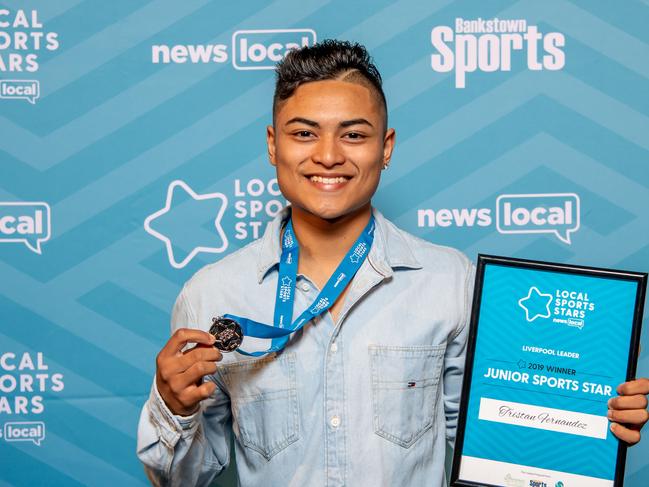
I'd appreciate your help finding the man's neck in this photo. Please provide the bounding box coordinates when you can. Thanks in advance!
[290,204,372,271]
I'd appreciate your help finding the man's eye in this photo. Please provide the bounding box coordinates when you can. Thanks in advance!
[294,130,313,138]
[344,132,365,140]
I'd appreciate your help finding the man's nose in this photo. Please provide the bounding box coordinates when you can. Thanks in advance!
[312,135,345,167]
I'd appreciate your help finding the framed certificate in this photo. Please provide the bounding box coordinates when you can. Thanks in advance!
[450,255,647,487]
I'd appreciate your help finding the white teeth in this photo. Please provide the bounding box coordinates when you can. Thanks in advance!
[309,176,348,184]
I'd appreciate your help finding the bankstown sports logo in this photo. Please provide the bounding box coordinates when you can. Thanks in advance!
[0,9,60,103]
[417,193,580,245]
[145,177,286,269]
[151,29,316,70]
[431,17,565,88]
[0,201,51,253]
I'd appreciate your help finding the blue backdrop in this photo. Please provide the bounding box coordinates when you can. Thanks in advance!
[0,1,647,485]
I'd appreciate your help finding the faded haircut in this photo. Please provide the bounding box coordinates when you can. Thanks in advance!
[273,39,388,131]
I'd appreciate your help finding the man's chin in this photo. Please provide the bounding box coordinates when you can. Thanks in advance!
[293,202,371,224]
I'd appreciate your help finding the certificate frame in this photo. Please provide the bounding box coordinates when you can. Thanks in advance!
[450,254,647,487]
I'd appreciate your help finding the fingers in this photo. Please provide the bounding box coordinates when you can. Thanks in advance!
[156,356,220,416]
[608,394,648,411]
[162,379,218,416]
[172,347,222,375]
[169,360,218,392]
[610,422,642,445]
[182,342,214,355]
[608,408,649,426]
[155,328,222,415]
[607,379,649,445]
[180,381,218,408]
[157,346,221,386]
[160,328,216,358]
[616,378,649,396]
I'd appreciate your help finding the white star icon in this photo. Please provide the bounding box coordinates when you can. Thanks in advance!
[144,180,228,269]
[518,286,553,322]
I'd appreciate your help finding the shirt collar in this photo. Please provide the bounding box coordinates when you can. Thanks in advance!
[256,206,422,284]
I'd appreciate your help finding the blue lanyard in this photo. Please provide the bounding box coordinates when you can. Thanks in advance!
[225,215,376,357]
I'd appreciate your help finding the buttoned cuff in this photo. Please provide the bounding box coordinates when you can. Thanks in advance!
[149,380,201,447]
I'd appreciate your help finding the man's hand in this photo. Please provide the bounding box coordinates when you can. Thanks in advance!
[608,378,649,445]
[156,328,223,416]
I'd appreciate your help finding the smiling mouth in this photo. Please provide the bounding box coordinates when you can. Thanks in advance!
[308,175,351,184]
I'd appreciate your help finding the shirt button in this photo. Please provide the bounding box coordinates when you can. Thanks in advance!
[300,282,310,292]
[330,416,341,428]
[330,342,338,353]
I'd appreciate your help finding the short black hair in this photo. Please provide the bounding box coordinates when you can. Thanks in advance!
[273,39,387,130]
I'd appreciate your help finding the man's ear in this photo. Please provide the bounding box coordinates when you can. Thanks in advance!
[267,125,277,166]
[382,128,396,168]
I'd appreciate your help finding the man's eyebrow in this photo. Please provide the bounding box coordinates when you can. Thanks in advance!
[285,117,319,127]
[340,118,373,128]
[284,117,374,129]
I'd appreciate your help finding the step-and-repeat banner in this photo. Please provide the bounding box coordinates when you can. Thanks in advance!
[1,1,647,485]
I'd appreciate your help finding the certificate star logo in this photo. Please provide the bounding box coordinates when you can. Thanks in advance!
[518,286,553,322]
[144,180,228,269]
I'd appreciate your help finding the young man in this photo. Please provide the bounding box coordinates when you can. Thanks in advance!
[137,40,649,486]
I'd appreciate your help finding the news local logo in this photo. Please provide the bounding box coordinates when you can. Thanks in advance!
[497,193,578,244]
[431,17,565,88]
[233,29,316,70]
[151,28,316,70]
[1,421,45,446]
[417,193,579,245]
[0,201,51,253]
[0,79,39,104]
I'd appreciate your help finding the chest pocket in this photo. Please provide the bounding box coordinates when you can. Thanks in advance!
[369,344,446,448]
[219,352,300,460]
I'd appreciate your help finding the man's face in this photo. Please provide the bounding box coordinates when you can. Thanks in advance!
[267,79,395,221]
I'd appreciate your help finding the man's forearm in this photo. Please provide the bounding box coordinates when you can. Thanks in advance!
[137,381,230,486]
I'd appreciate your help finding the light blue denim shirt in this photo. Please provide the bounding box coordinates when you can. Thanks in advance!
[137,207,474,486]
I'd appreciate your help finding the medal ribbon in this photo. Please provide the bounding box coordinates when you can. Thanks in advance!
[225,215,375,357]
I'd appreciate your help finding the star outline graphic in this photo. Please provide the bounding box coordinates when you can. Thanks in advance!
[518,286,553,322]
[144,180,229,269]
